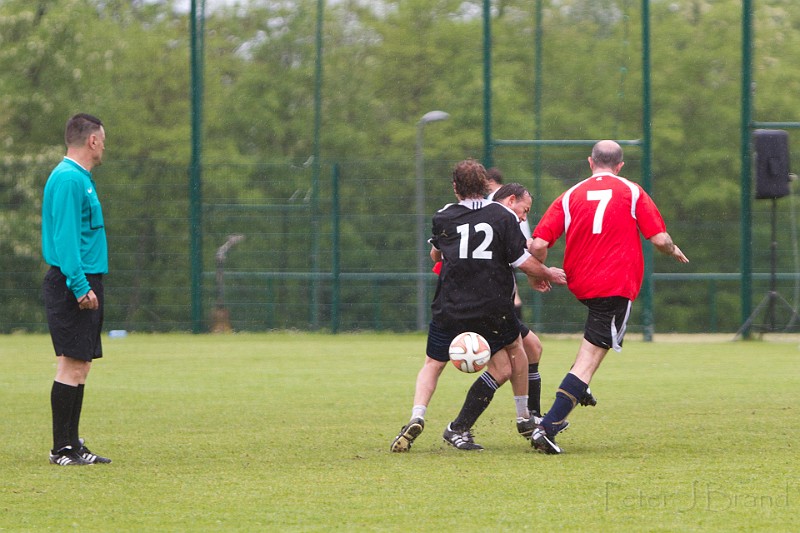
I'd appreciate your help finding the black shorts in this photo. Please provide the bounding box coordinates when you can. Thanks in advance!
[43,267,104,361]
[426,321,520,363]
[580,296,631,352]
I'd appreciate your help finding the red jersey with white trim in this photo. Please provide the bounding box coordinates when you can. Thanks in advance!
[533,173,666,301]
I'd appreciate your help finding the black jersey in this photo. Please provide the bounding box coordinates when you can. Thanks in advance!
[429,198,531,336]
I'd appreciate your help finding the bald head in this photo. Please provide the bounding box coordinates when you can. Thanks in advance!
[589,140,624,173]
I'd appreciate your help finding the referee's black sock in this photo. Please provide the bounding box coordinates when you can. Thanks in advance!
[452,372,499,431]
[51,381,78,453]
[69,384,85,449]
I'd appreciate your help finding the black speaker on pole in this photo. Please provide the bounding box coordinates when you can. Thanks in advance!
[754,129,790,199]
[736,128,800,338]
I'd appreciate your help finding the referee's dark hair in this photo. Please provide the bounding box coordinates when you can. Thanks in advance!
[65,113,103,147]
[452,159,488,199]
[492,182,530,203]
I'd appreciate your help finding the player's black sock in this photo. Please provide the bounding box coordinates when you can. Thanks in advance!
[51,381,78,452]
[69,384,85,449]
[541,373,587,434]
[528,363,541,416]
[452,372,499,431]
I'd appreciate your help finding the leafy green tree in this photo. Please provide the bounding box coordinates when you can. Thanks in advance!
[1,0,799,332]
[0,0,112,331]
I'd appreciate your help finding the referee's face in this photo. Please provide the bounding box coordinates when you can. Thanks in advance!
[90,127,106,167]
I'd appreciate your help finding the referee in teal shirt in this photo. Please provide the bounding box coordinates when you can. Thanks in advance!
[42,113,112,466]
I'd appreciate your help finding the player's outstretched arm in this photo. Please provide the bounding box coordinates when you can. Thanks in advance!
[527,237,550,263]
[518,258,566,293]
[649,232,689,263]
[545,266,567,285]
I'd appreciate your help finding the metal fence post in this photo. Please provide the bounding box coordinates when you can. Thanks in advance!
[189,0,205,334]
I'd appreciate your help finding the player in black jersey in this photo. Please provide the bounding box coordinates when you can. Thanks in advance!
[489,183,546,435]
[391,159,566,452]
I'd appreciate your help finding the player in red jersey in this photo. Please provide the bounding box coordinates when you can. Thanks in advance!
[528,140,689,454]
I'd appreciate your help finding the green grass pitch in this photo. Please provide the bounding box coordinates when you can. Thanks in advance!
[0,332,797,531]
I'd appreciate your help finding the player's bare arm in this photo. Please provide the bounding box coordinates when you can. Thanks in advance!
[527,237,550,263]
[649,232,689,263]
[518,256,566,293]
[517,255,561,282]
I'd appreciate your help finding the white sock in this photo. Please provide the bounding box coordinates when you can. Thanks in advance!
[514,395,529,419]
[411,405,427,420]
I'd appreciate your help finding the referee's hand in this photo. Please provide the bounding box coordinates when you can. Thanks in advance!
[78,290,99,310]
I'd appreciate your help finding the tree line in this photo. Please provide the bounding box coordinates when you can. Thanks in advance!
[1,0,799,332]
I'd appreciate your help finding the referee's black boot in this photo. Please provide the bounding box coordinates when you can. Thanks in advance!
[49,446,92,466]
[78,438,112,464]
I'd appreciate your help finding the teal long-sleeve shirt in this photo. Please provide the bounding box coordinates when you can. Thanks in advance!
[42,157,108,299]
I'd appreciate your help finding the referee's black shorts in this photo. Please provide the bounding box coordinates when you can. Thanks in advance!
[43,267,104,361]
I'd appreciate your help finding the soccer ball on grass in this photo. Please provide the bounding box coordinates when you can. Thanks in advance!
[448,331,491,373]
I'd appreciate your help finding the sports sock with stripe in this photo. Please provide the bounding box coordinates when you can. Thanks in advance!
[528,363,541,415]
[541,372,587,435]
[451,372,499,431]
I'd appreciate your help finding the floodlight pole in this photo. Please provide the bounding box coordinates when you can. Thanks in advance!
[739,0,754,338]
[215,234,245,308]
[482,0,493,168]
[189,0,206,334]
[640,0,654,341]
[415,111,450,330]
[309,0,324,329]
[212,234,244,333]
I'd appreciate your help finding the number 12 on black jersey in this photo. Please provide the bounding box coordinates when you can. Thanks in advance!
[456,223,494,260]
